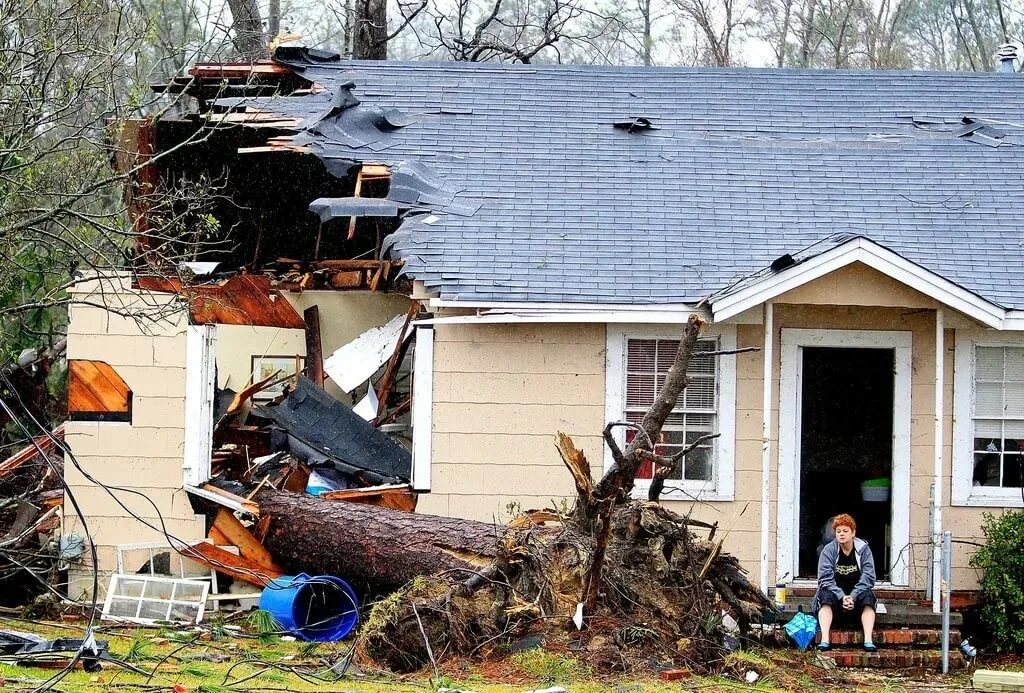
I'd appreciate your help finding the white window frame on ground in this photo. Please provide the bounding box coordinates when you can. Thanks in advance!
[953,330,1024,507]
[605,324,736,502]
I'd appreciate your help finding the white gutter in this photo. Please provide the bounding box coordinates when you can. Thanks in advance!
[932,308,945,613]
[417,307,711,325]
[760,302,774,594]
[426,298,699,312]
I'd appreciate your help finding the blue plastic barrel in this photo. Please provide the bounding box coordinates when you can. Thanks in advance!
[259,573,359,641]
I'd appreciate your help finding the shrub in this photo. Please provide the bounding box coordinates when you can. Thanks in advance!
[970,510,1024,651]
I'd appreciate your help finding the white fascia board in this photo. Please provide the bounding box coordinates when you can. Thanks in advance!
[417,308,711,326]
[711,238,1006,329]
[426,298,699,312]
[1003,311,1024,330]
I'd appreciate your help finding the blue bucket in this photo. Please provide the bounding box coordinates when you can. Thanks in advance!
[259,573,359,641]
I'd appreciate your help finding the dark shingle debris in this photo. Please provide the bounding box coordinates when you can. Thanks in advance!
[956,117,1008,148]
[613,117,660,133]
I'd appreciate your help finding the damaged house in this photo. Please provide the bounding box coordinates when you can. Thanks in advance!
[63,51,1024,604]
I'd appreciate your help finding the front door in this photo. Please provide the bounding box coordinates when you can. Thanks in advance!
[777,329,912,586]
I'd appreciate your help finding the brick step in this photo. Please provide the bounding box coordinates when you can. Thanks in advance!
[823,648,966,670]
[788,587,926,601]
[777,598,963,627]
[825,628,961,648]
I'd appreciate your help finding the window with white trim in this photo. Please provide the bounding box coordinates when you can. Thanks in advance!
[970,345,1024,490]
[952,332,1024,507]
[623,337,719,483]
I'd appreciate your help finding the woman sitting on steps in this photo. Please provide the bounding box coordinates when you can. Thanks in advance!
[812,513,878,652]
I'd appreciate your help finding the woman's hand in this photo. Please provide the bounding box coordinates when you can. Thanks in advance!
[842,595,854,611]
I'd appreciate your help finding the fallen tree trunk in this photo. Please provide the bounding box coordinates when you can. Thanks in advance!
[256,488,507,592]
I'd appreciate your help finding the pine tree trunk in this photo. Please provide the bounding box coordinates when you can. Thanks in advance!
[256,488,502,593]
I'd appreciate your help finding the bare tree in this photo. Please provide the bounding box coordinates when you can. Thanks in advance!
[669,0,748,65]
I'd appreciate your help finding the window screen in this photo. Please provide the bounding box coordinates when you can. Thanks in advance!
[972,346,1024,489]
[624,338,718,482]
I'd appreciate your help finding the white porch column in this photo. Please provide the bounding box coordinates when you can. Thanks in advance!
[759,302,774,594]
[932,308,945,613]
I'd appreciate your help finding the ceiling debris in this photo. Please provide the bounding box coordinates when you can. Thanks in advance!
[323,312,411,393]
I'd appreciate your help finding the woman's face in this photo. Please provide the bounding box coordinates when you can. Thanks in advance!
[834,524,855,545]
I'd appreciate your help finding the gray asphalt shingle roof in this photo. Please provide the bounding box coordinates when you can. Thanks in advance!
[267,57,1024,309]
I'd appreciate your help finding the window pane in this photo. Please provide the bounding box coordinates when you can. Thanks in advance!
[1006,420,1024,438]
[1003,455,1023,488]
[975,419,1002,438]
[974,452,1002,486]
[976,347,1004,380]
[976,383,1004,417]
[685,413,715,432]
[627,339,657,372]
[684,447,713,481]
[689,340,717,374]
[684,376,716,410]
[656,340,680,373]
[626,373,656,407]
[1006,383,1024,417]
[1006,348,1024,381]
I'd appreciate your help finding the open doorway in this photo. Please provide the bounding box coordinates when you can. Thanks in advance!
[797,347,894,581]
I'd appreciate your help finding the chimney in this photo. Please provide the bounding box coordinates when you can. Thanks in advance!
[996,42,1022,73]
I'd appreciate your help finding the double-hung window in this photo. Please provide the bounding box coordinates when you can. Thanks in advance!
[606,326,736,501]
[952,334,1024,506]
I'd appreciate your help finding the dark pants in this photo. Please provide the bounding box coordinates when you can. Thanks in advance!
[815,589,877,624]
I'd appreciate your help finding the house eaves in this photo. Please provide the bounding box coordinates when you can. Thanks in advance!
[708,237,1007,328]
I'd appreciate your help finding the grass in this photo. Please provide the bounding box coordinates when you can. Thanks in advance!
[0,616,1016,693]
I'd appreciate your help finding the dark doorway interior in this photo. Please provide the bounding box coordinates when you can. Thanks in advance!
[798,347,894,580]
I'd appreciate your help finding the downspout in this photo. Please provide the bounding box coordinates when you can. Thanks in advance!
[759,302,774,594]
[932,308,945,613]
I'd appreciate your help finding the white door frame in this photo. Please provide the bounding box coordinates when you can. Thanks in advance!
[777,328,912,587]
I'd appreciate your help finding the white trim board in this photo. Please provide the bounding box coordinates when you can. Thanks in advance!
[776,328,912,587]
[183,324,217,487]
[411,325,434,492]
[604,324,737,502]
[710,237,1005,329]
[951,329,1024,508]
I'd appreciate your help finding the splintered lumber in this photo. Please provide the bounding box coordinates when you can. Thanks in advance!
[320,484,417,512]
[256,488,504,591]
[0,425,64,479]
[181,542,283,588]
[211,509,282,573]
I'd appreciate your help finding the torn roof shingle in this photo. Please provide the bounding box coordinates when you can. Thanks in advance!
[265,58,1024,309]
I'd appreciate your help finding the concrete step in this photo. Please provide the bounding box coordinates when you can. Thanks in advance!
[826,628,961,648]
[822,648,966,670]
[777,597,963,627]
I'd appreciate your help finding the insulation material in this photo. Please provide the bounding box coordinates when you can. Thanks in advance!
[323,313,409,393]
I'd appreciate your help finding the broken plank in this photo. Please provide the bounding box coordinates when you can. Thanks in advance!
[312,259,393,270]
[211,508,282,573]
[186,484,260,517]
[0,425,64,479]
[179,541,282,587]
[320,484,417,513]
[304,306,325,387]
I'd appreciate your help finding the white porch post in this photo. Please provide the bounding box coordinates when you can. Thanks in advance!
[759,302,774,594]
[932,308,945,613]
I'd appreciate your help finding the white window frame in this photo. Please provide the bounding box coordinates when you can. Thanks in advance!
[183,324,217,487]
[604,324,736,502]
[952,329,1024,507]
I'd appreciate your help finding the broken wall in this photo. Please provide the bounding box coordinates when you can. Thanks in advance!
[216,325,306,392]
[64,275,205,599]
[283,291,414,401]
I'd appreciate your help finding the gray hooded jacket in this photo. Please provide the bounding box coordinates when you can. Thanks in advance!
[811,537,876,611]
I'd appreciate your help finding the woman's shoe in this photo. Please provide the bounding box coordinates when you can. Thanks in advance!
[817,642,831,651]
[863,642,878,652]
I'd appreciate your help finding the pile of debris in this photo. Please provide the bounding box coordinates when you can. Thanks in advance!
[0,426,65,607]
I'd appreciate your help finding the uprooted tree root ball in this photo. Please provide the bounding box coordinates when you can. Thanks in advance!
[359,500,771,674]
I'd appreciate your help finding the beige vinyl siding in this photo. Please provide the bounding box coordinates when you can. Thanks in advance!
[418,323,605,522]
[64,276,204,600]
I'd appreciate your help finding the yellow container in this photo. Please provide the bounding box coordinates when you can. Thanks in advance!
[774,583,787,607]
